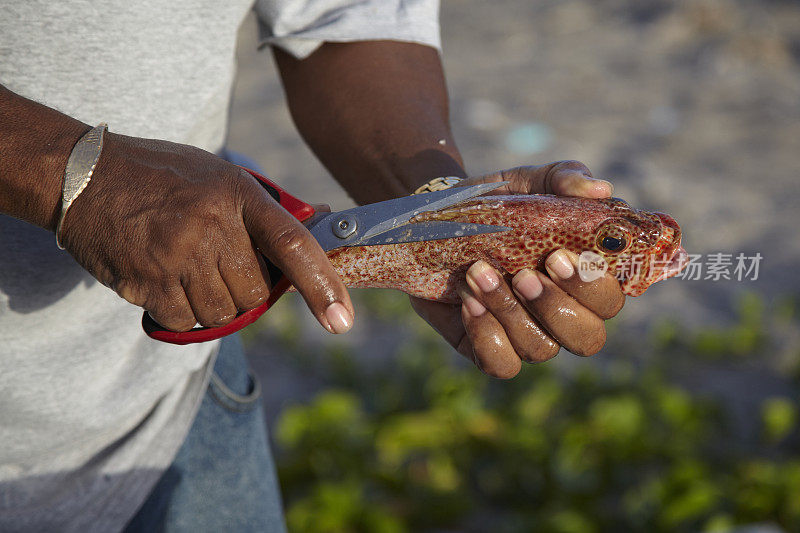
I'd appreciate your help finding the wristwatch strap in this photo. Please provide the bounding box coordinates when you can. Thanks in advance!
[412,176,463,195]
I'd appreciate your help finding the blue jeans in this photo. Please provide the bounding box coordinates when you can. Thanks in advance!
[124,335,286,532]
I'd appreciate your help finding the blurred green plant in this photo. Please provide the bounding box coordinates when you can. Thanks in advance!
[651,291,769,359]
[762,398,797,444]
[254,289,800,532]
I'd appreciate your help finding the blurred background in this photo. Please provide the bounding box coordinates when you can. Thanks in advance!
[227,1,800,531]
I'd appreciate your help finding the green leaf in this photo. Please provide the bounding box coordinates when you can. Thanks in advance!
[588,395,646,444]
[762,397,797,443]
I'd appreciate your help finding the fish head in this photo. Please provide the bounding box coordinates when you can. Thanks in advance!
[582,198,688,296]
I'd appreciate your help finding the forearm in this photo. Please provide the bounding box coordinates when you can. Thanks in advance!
[0,84,89,230]
[274,41,465,204]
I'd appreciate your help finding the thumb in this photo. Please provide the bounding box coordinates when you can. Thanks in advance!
[465,161,613,198]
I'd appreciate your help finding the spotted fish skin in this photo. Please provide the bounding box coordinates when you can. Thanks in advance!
[324,194,687,301]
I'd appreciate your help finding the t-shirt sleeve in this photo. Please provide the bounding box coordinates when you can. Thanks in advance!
[253,0,441,58]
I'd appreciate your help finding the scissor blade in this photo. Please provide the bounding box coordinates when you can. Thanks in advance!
[358,181,507,242]
[308,181,508,252]
[357,221,510,247]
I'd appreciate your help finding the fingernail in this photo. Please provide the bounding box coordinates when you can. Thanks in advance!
[512,269,543,300]
[546,250,574,280]
[325,302,352,334]
[460,290,486,317]
[581,173,613,195]
[467,260,499,293]
[595,179,614,195]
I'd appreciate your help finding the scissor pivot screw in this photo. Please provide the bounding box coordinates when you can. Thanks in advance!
[332,215,358,239]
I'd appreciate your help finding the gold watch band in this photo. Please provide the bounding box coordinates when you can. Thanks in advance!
[412,176,463,195]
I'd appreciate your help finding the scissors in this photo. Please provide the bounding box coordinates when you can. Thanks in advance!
[142,168,509,345]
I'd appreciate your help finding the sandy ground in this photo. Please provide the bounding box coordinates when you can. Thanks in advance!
[226,0,800,422]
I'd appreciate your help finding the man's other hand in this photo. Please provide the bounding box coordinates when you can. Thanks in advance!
[410,161,625,378]
[59,133,354,334]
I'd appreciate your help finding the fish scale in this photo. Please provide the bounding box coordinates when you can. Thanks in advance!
[321,194,687,301]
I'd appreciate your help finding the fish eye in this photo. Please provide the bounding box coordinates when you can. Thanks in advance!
[601,236,626,252]
[596,223,631,254]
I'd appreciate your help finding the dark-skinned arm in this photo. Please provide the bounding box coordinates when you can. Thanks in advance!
[274,41,625,377]
[0,85,90,230]
[273,41,465,202]
[0,83,354,334]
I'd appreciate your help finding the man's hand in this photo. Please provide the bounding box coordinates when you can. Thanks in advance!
[271,43,623,370]
[0,85,352,336]
[59,132,354,334]
[410,161,625,378]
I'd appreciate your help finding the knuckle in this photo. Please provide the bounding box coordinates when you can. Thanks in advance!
[589,280,626,320]
[556,160,590,174]
[271,226,308,256]
[94,266,116,288]
[196,310,234,328]
[602,293,626,319]
[146,289,196,332]
[114,280,146,307]
[471,335,522,379]
[542,341,562,361]
[502,166,530,180]
[482,358,522,379]
[235,166,257,184]
[154,311,196,332]
[574,326,607,357]
[212,311,237,327]
[492,294,521,316]
[238,283,269,310]
[192,297,238,327]
[520,340,560,363]
[539,304,567,329]
[172,318,198,332]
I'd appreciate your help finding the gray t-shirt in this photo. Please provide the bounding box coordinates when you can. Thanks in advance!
[0,1,439,530]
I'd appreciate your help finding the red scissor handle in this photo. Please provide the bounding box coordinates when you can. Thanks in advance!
[142,168,316,345]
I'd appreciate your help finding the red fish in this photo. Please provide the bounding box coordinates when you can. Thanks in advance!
[324,195,688,300]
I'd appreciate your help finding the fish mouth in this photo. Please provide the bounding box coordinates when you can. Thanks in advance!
[651,212,689,283]
[653,245,689,282]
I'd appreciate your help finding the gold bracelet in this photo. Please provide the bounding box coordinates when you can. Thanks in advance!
[412,176,463,195]
[56,123,108,249]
